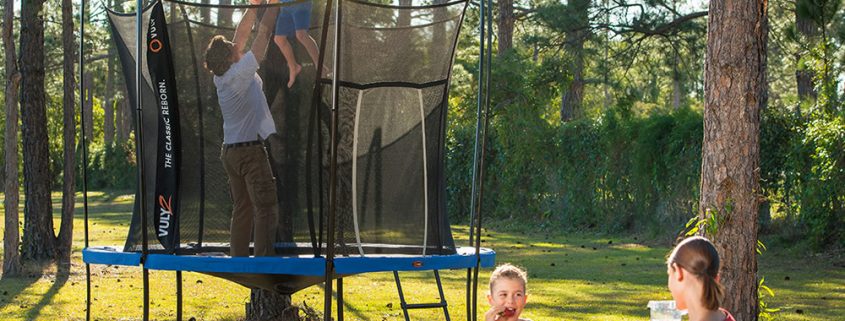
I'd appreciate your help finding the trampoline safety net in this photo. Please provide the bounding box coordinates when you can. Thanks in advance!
[107,0,467,257]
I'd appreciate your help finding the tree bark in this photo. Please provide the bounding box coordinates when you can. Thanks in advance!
[560,0,589,121]
[105,36,116,144]
[57,0,76,267]
[245,289,298,321]
[118,93,131,141]
[3,0,23,276]
[497,0,514,55]
[561,48,584,121]
[20,0,56,261]
[83,73,94,141]
[700,0,767,320]
[672,53,682,110]
[795,1,816,103]
[201,0,211,24]
[219,0,234,28]
[104,0,115,144]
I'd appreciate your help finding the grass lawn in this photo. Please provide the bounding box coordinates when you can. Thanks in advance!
[0,191,843,320]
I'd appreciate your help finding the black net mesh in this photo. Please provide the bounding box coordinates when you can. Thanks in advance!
[109,0,465,258]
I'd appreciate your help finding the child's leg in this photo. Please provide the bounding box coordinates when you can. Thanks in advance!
[294,30,327,76]
[274,8,302,88]
[291,1,329,77]
[274,35,302,88]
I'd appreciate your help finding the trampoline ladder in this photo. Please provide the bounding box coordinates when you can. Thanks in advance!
[393,270,451,321]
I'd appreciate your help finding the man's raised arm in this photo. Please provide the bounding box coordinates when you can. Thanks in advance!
[251,3,281,64]
[232,0,264,53]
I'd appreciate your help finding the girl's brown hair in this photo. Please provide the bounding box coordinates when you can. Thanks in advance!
[668,236,724,310]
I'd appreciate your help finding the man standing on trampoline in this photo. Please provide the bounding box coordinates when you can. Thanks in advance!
[203,0,281,257]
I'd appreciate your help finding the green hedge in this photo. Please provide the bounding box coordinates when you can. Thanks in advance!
[445,53,844,248]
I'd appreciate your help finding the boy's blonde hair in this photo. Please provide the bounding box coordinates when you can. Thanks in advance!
[489,263,528,293]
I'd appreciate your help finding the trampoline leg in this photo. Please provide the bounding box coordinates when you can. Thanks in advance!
[176,271,183,321]
[393,270,451,321]
[337,277,344,321]
[393,271,412,321]
[434,270,452,321]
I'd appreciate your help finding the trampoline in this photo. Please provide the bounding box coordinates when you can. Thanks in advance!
[79,0,498,320]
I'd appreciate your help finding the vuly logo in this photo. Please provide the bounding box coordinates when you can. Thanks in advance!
[157,194,174,237]
[148,17,163,53]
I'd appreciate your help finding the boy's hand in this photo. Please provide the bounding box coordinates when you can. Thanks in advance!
[484,306,503,321]
[485,306,517,321]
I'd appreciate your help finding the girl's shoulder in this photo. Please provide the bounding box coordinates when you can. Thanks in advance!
[720,308,736,321]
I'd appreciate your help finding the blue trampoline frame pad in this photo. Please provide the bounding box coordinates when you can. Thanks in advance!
[83,246,495,275]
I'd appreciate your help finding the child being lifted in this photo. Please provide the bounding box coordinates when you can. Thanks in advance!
[273,0,325,88]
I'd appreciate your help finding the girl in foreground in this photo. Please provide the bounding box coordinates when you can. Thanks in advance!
[667,236,736,321]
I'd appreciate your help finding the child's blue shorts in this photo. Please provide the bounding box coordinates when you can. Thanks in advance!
[274,1,312,37]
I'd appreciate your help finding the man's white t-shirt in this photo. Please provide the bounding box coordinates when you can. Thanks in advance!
[213,51,277,144]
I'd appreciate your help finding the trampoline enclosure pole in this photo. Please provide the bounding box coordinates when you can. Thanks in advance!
[324,0,343,320]
[134,0,151,320]
[466,0,488,319]
[310,0,337,257]
[80,0,92,319]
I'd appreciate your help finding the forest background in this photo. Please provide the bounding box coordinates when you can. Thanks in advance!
[3,0,841,248]
[0,0,843,319]
[0,0,845,272]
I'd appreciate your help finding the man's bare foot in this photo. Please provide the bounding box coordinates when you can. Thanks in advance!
[287,63,302,88]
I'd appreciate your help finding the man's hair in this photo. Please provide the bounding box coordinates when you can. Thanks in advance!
[204,35,235,76]
[489,263,528,293]
[668,236,723,310]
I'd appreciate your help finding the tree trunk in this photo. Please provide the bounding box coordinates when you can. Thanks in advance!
[561,49,584,121]
[83,73,94,141]
[201,0,211,24]
[219,0,234,28]
[245,289,299,321]
[497,0,514,55]
[560,0,589,121]
[104,0,115,144]
[57,0,76,267]
[672,54,682,110]
[700,0,767,320]
[795,2,816,103]
[3,0,23,276]
[118,93,132,141]
[170,1,178,25]
[20,0,56,261]
[105,38,115,144]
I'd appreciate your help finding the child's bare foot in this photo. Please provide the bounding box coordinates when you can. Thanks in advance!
[287,63,302,88]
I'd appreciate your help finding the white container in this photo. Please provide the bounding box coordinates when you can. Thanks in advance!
[647,300,686,321]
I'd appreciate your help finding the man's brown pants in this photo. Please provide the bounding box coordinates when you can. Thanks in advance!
[221,144,278,257]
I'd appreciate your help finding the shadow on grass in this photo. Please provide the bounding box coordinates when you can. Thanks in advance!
[0,260,68,316]
[0,272,40,312]
[23,263,70,320]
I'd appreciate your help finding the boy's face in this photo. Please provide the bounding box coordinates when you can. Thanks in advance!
[487,278,528,321]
